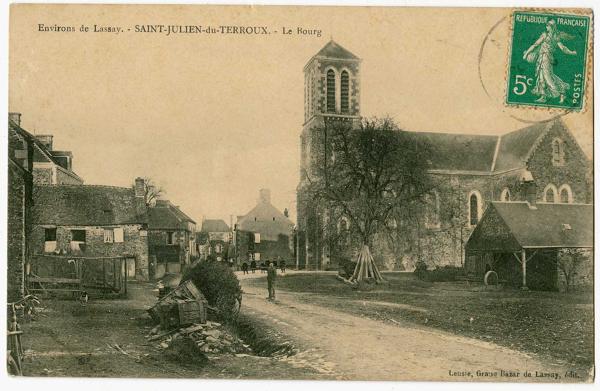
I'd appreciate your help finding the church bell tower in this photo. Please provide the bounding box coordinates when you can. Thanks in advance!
[301,40,361,178]
[297,40,361,270]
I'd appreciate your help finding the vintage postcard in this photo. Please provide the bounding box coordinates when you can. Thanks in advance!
[5,4,594,383]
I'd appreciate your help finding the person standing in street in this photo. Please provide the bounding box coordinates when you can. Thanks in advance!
[241,261,249,275]
[267,262,277,300]
[250,259,257,273]
[280,259,286,274]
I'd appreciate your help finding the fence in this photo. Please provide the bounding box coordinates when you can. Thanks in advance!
[27,254,128,297]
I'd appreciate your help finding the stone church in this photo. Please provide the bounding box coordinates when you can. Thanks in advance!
[295,40,592,271]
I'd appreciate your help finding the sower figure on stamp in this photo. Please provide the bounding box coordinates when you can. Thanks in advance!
[523,19,577,104]
[267,262,277,300]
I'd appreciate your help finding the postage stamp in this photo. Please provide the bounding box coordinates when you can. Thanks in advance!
[506,11,591,111]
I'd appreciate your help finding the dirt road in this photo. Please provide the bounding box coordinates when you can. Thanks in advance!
[239,272,581,382]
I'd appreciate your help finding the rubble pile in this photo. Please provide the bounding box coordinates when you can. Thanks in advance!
[147,321,252,355]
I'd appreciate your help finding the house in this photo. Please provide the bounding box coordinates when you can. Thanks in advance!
[198,219,231,262]
[31,178,149,280]
[8,112,83,185]
[147,199,197,278]
[7,113,35,299]
[236,189,294,265]
[465,201,593,291]
[296,41,592,271]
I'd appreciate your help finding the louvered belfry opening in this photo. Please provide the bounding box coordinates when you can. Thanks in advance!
[326,69,336,113]
[340,70,349,113]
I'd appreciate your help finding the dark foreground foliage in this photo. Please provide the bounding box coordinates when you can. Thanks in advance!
[183,260,242,322]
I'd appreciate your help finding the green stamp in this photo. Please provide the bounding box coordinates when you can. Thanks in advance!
[506,11,590,111]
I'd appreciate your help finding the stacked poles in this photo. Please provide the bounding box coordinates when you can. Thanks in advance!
[350,245,385,283]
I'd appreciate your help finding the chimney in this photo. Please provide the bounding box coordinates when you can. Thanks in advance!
[520,170,537,208]
[36,135,54,151]
[9,112,21,127]
[259,188,271,204]
[134,177,145,198]
[284,208,289,218]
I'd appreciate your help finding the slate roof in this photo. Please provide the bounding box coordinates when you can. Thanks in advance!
[148,200,195,230]
[201,219,230,233]
[467,202,593,251]
[237,201,294,241]
[493,121,550,172]
[310,40,359,63]
[413,119,575,174]
[33,185,147,226]
[413,132,498,172]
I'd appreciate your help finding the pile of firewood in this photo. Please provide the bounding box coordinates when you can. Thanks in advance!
[146,321,251,355]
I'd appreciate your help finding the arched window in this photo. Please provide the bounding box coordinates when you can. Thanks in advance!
[326,69,336,113]
[337,216,350,233]
[340,70,350,113]
[552,138,565,166]
[543,184,558,203]
[500,188,511,201]
[468,191,482,227]
[558,184,573,203]
[425,191,440,229]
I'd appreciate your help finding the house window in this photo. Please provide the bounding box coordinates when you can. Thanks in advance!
[104,229,114,243]
[500,188,511,202]
[114,227,124,243]
[70,229,86,251]
[340,70,350,113]
[254,252,261,261]
[215,243,223,254]
[326,69,336,113]
[558,184,573,203]
[44,227,57,253]
[552,138,565,166]
[468,191,482,227]
[543,184,558,203]
[166,231,174,245]
[254,233,261,243]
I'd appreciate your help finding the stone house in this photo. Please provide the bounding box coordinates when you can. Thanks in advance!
[198,219,231,262]
[31,180,149,280]
[465,202,593,291]
[147,199,197,278]
[296,41,592,271]
[236,189,294,265]
[7,113,35,299]
[8,113,83,186]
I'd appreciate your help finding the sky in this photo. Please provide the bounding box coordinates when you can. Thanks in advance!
[9,5,593,225]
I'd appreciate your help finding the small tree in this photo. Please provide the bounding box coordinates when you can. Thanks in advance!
[557,248,587,292]
[304,117,434,283]
[139,177,165,207]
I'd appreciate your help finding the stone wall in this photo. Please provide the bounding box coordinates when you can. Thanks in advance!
[31,224,149,280]
[527,121,591,203]
[33,167,53,184]
[8,165,26,300]
[56,168,83,185]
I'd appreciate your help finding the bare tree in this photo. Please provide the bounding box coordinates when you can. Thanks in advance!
[303,117,434,283]
[139,177,164,207]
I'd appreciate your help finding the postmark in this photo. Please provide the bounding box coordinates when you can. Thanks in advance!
[506,11,591,111]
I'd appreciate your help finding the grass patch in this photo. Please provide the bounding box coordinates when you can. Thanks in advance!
[247,272,593,368]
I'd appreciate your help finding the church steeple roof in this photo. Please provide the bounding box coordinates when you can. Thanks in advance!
[314,40,359,60]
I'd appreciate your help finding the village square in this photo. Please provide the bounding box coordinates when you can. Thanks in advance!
[7,35,594,381]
